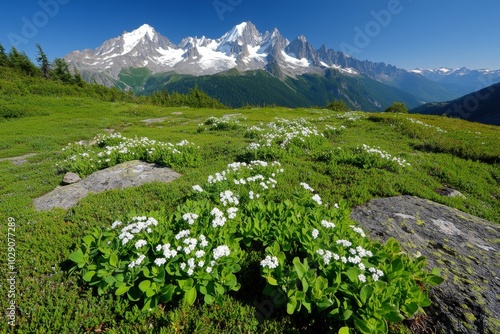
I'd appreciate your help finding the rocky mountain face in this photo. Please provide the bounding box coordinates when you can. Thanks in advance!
[65,22,466,104]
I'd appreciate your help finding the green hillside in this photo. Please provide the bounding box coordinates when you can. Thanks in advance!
[1,48,500,333]
[140,69,422,110]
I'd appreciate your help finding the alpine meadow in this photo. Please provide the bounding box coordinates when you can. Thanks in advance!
[1,7,500,334]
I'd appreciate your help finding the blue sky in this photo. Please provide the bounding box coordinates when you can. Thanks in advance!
[1,0,499,70]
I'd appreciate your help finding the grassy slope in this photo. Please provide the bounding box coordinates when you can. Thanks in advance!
[140,69,422,110]
[0,95,499,333]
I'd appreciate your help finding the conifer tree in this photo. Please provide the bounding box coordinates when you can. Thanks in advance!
[36,44,51,79]
[52,58,72,83]
[72,66,85,87]
[8,47,40,76]
[0,43,8,67]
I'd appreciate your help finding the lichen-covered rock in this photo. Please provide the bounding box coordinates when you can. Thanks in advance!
[350,196,500,334]
[34,160,181,211]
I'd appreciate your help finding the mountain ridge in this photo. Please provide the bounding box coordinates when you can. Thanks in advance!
[65,21,472,107]
[410,82,500,125]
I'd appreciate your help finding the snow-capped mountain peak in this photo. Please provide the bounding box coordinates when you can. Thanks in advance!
[121,24,158,55]
[67,22,437,85]
[218,21,262,49]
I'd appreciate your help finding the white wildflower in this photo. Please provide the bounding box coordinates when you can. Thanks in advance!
[111,220,122,229]
[154,258,167,266]
[312,194,322,205]
[300,182,314,192]
[213,245,231,260]
[134,239,147,249]
[260,255,279,269]
[192,185,204,192]
[312,229,319,239]
[321,220,335,229]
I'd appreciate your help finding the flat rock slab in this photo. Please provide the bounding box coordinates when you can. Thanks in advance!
[350,195,500,334]
[34,160,181,211]
[140,117,168,124]
[0,153,37,166]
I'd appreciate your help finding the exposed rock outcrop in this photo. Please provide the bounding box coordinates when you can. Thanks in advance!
[350,196,500,334]
[34,160,181,211]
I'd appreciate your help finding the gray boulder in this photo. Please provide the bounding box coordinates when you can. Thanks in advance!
[350,196,500,334]
[34,160,181,211]
[62,172,81,185]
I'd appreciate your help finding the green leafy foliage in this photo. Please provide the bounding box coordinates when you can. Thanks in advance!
[69,159,443,333]
[327,99,350,112]
[385,102,409,114]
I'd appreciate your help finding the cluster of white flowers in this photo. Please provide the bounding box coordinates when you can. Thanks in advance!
[192,185,204,192]
[407,118,447,133]
[353,245,373,258]
[300,182,315,192]
[182,237,198,255]
[220,190,239,206]
[118,216,158,245]
[260,255,279,269]
[248,191,260,200]
[227,207,238,219]
[182,213,199,225]
[213,245,231,260]
[247,142,261,150]
[208,161,283,188]
[155,243,178,260]
[368,267,384,282]
[312,229,320,239]
[61,133,198,173]
[335,111,365,121]
[350,225,366,238]
[154,258,167,266]
[358,144,410,167]
[199,234,209,248]
[134,239,147,249]
[316,249,340,265]
[111,220,123,229]
[208,172,227,184]
[175,229,190,240]
[210,207,227,228]
[245,118,325,151]
[324,124,347,133]
[156,230,221,276]
[312,194,323,205]
[128,254,146,268]
[321,220,335,229]
[233,178,247,185]
[336,239,353,247]
[201,116,244,130]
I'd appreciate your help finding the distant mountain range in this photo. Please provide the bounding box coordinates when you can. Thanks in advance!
[411,82,500,126]
[411,67,500,97]
[64,22,500,110]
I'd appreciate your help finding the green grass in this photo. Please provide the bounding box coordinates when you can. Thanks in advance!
[0,95,499,333]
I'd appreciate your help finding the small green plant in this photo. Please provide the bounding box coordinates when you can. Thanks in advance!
[327,99,350,112]
[199,116,244,131]
[385,102,408,114]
